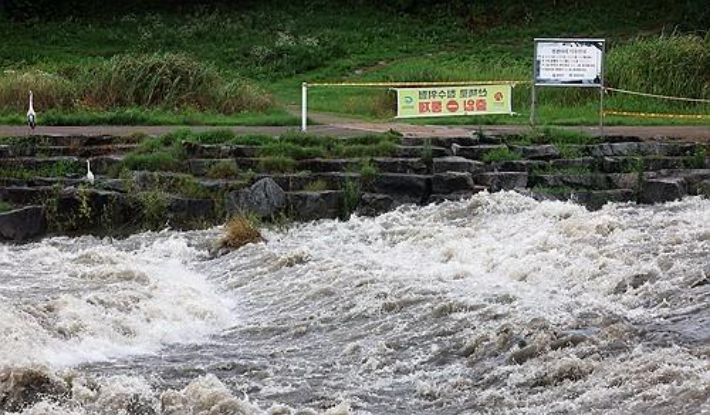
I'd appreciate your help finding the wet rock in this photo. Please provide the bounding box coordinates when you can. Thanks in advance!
[613,271,659,294]
[573,189,636,210]
[551,158,594,170]
[393,145,447,158]
[432,172,475,194]
[433,156,484,174]
[474,172,527,191]
[0,367,69,412]
[511,144,560,160]
[0,206,47,241]
[507,344,543,365]
[372,174,430,204]
[452,144,506,160]
[299,159,357,173]
[639,178,687,204]
[550,333,589,350]
[226,178,286,219]
[372,158,427,174]
[701,180,710,199]
[288,191,342,221]
[167,196,215,228]
[491,160,546,172]
[356,193,396,216]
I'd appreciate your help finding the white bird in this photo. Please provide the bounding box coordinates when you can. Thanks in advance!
[86,160,95,185]
[27,90,36,134]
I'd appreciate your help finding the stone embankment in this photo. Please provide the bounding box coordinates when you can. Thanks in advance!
[0,133,708,242]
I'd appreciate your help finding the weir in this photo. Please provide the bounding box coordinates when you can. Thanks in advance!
[0,132,709,241]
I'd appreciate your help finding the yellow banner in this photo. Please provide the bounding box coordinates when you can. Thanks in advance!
[395,85,512,118]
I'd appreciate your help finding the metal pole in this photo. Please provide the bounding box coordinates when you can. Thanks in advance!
[599,41,606,138]
[530,39,537,128]
[530,80,535,127]
[301,82,308,133]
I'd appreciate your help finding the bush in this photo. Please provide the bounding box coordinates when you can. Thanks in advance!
[207,160,240,179]
[257,156,296,173]
[0,53,274,114]
[482,147,522,162]
[0,70,76,112]
[220,213,263,250]
[303,179,329,192]
[607,34,710,99]
[122,152,182,172]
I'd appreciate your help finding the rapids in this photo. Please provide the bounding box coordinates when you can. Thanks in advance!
[0,191,708,414]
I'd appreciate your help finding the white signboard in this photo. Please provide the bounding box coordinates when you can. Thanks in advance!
[534,39,604,87]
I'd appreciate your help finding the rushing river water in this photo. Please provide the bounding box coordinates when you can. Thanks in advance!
[1,192,709,415]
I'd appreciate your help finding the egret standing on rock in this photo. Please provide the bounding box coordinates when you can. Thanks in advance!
[86,159,95,185]
[27,90,36,134]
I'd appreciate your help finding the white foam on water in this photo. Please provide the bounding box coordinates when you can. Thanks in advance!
[2,192,709,414]
[0,233,236,368]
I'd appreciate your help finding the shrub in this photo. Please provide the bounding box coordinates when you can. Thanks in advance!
[257,156,296,173]
[359,159,378,183]
[303,179,328,192]
[122,152,182,172]
[0,70,76,112]
[0,53,275,114]
[341,179,360,219]
[190,129,236,144]
[0,200,14,212]
[207,160,240,179]
[482,147,522,162]
[137,190,169,230]
[220,213,263,250]
[607,34,710,99]
[259,142,326,159]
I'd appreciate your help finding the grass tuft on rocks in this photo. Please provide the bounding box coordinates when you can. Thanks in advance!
[221,213,263,250]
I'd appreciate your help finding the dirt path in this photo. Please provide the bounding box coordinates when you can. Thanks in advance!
[0,119,708,141]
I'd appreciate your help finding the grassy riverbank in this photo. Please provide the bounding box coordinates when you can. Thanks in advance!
[0,1,707,126]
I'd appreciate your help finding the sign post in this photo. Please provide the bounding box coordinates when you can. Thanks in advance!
[532,38,605,135]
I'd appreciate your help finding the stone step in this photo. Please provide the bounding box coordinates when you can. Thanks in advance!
[531,174,618,190]
[584,142,699,157]
[490,160,547,172]
[0,156,121,176]
[598,156,682,173]
[452,144,507,160]
[0,144,135,158]
[287,190,343,221]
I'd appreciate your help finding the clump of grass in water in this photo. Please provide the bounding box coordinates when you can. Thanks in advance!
[220,213,263,250]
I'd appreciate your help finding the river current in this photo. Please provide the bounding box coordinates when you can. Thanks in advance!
[1,191,709,415]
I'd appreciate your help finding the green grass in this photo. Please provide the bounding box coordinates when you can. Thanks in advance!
[257,156,297,173]
[0,159,83,179]
[303,179,329,192]
[0,200,14,213]
[482,147,523,162]
[0,4,707,126]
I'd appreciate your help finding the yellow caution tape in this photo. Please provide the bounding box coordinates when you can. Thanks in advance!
[603,87,710,104]
[307,80,527,87]
[603,110,710,120]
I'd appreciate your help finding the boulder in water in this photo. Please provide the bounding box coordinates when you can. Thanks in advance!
[0,206,47,242]
[226,178,286,219]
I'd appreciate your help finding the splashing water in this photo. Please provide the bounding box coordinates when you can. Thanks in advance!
[1,192,708,415]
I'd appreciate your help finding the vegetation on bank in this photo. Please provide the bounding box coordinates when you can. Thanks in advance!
[0,1,707,125]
